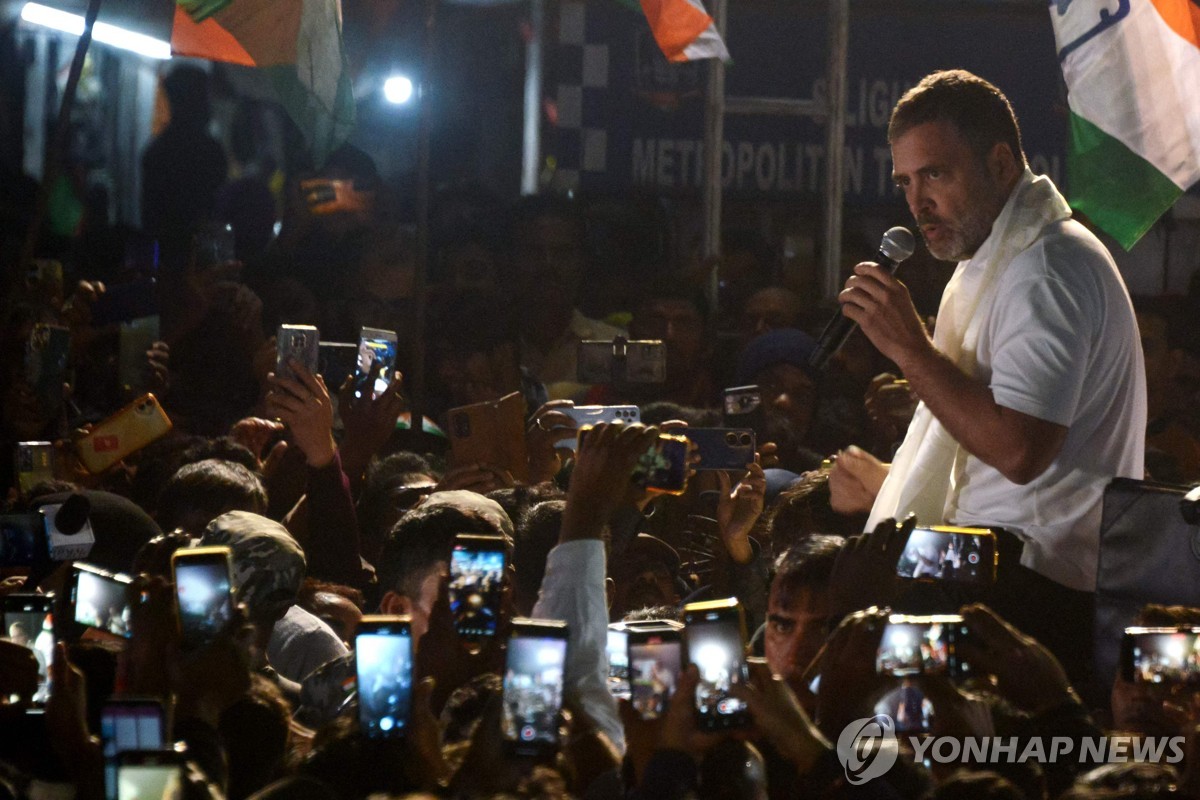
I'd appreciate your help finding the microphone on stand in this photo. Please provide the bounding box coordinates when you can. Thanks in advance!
[808,226,916,371]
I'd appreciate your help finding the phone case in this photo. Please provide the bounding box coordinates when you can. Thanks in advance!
[276,324,320,382]
[77,394,173,474]
[577,339,666,384]
[685,428,756,471]
[447,391,530,481]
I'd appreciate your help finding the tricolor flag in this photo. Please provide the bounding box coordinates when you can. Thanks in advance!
[171,0,355,166]
[1051,0,1200,249]
[639,0,730,63]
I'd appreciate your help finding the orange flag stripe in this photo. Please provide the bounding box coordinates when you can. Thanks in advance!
[640,0,712,61]
[1149,0,1200,50]
[171,5,256,66]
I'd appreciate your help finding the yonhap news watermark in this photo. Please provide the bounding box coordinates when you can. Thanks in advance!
[836,715,1187,785]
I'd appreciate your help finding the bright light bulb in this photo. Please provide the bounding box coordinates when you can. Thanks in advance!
[383,75,414,105]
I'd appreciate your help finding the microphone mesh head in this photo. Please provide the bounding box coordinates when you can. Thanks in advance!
[880,227,916,263]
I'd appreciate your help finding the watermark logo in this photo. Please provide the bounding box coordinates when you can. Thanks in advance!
[836,715,899,785]
[837,715,1187,785]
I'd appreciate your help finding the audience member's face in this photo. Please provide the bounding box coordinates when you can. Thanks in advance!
[741,288,801,340]
[310,592,362,645]
[631,298,706,370]
[764,580,830,694]
[381,565,446,644]
[437,347,518,407]
[756,363,818,441]
[611,561,680,621]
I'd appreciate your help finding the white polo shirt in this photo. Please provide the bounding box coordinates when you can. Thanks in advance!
[945,217,1146,592]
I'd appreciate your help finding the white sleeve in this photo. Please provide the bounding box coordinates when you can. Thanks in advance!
[532,539,625,755]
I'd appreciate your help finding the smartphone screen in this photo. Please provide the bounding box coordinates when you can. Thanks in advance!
[354,328,398,400]
[2,594,54,703]
[684,601,748,729]
[896,527,996,585]
[1122,628,1200,684]
[72,565,134,638]
[503,621,568,754]
[631,434,689,494]
[356,618,414,738]
[876,615,970,678]
[102,702,165,800]
[606,627,630,700]
[874,682,933,734]
[449,537,506,638]
[722,385,763,430]
[117,758,182,800]
[629,631,682,720]
[0,513,44,569]
[172,549,234,651]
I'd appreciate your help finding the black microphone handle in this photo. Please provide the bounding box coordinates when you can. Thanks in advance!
[808,249,902,372]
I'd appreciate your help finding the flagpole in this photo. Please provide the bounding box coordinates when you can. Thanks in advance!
[702,0,727,321]
[410,0,437,429]
[820,0,849,302]
[15,0,105,285]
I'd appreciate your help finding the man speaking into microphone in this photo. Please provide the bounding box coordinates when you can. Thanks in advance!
[837,69,1145,680]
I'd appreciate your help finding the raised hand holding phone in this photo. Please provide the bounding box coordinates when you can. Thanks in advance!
[266,361,336,468]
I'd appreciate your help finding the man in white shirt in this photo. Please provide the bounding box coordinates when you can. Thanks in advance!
[837,70,1146,680]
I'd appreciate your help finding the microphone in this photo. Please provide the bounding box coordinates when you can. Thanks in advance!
[808,226,916,371]
[54,493,91,535]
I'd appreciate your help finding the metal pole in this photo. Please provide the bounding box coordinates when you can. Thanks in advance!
[821,0,849,302]
[410,0,437,425]
[521,0,545,195]
[16,0,103,283]
[702,0,727,320]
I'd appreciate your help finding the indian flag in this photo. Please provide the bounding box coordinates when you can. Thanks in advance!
[639,0,729,63]
[171,0,355,166]
[1051,0,1200,249]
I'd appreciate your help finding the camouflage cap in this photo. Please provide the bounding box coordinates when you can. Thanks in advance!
[420,490,514,541]
[296,652,355,728]
[199,511,306,620]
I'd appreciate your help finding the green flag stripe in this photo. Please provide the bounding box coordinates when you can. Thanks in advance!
[1067,112,1182,250]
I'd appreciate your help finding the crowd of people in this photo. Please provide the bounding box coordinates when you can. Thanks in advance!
[1,65,1200,800]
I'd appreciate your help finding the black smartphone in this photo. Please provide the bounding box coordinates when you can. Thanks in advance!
[275,324,320,383]
[684,598,749,730]
[318,341,358,387]
[2,593,54,703]
[723,385,764,432]
[606,624,631,700]
[1121,627,1200,685]
[896,526,997,586]
[102,699,165,800]
[503,618,569,757]
[450,534,507,639]
[117,746,186,800]
[876,614,972,679]
[684,428,756,471]
[356,616,414,738]
[629,624,683,721]
[0,513,46,569]
[354,327,398,399]
[25,323,70,413]
[171,546,235,651]
[69,563,134,639]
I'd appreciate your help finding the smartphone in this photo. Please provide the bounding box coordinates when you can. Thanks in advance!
[449,534,507,639]
[577,338,666,384]
[503,618,569,756]
[70,563,134,639]
[15,441,54,494]
[318,341,358,387]
[76,394,173,475]
[874,682,933,734]
[301,178,371,215]
[629,625,683,720]
[354,327,398,400]
[556,405,641,450]
[102,700,165,800]
[723,385,764,431]
[117,746,186,800]
[117,316,160,393]
[356,616,414,738]
[191,222,235,269]
[447,391,530,481]
[683,428,756,471]
[92,282,158,327]
[1121,627,1200,685]
[606,624,631,700]
[275,324,320,383]
[171,547,234,651]
[0,513,45,569]
[876,614,971,679]
[25,323,70,412]
[684,598,749,730]
[896,526,998,586]
[2,593,55,703]
[577,427,690,495]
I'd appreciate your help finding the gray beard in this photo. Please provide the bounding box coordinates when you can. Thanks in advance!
[923,203,997,262]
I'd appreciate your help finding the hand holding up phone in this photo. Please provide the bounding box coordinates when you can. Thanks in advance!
[828,516,915,620]
[564,422,661,542]
[267,362,336,468]
[715,459,767,565]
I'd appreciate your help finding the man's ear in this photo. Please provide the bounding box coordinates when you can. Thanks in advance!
[988,141,1020,184]
[380,590,413,616]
